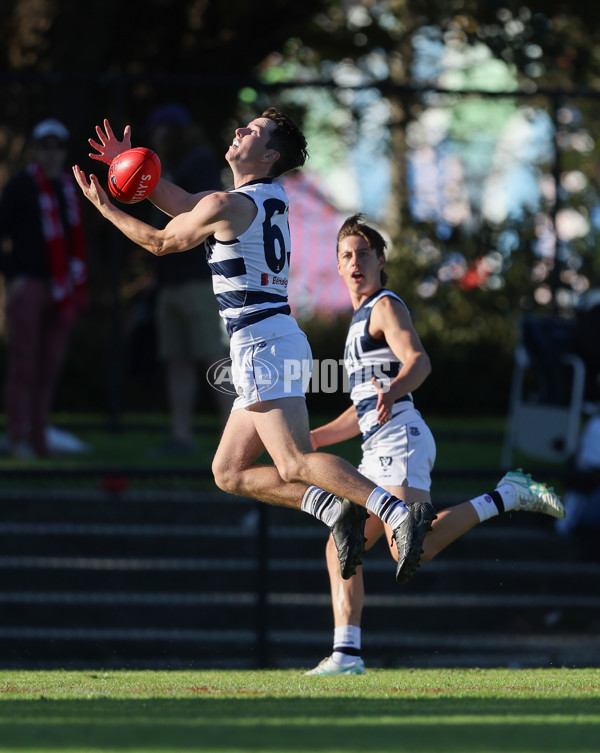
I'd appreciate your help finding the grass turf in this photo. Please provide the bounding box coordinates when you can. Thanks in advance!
[1,668,599,752]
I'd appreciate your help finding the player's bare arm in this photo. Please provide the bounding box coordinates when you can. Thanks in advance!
[149,183,219,218]
[158,190,258,250]
[311,405,361,449]
[72,167,256,256]
[369,296,431,420]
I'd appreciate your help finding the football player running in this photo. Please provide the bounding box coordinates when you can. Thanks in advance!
[305,214,565,675]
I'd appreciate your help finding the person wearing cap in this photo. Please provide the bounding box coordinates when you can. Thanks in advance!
[0,118,89,458]
[143,104,231,457]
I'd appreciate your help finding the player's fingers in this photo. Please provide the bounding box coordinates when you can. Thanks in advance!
[72,165,87,190]
[377,400,391,424]
[121,125,132,150]
[89,174,108,199]
[88,140,106,157]
[104,119,116,139]
[94,124,108,145]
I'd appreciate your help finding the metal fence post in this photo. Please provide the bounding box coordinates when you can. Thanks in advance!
[255,502,270,668]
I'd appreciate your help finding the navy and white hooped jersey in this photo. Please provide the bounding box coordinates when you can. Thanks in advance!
[344,288,414,441]
[205,179,291,338]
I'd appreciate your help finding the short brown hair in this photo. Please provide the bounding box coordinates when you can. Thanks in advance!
[262,107,308,177]
[337,214,388,286]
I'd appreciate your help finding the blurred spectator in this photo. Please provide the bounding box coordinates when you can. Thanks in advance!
[144,104,230,456]
[555,409,600,561]
[0,119,89,458]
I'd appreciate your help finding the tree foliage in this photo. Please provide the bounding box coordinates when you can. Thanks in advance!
[3,0,600,415]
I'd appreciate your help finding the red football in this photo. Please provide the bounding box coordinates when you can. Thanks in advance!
[108,147,161,204]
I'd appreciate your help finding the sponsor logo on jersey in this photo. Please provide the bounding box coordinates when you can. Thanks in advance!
[409,426,420,436]
[260,273,288,287]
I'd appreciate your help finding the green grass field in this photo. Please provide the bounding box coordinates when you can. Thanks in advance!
[0,416,582,752]
[1,668,599,752]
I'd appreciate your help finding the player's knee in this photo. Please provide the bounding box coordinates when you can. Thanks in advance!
[212,457,241,494]
[275,456,307,484]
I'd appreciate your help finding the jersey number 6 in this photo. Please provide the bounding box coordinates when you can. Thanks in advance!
[262,198,289,274]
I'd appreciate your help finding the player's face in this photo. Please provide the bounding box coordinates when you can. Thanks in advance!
[337,235,385,298]
[226,117,277,168]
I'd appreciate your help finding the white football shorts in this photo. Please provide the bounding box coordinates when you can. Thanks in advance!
[358,408,436,490]
[230,325,313,410]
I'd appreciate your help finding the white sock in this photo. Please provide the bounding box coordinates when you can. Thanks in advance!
[366,486,408,529]
[301,486,341,527]
[332,625,361,664]
[469,494,497,522]
[496,483,517,510]
[469,484,516,522]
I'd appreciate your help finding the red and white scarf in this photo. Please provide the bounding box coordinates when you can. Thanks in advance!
[28,161,89,324]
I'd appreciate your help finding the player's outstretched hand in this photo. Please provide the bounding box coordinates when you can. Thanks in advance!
[88,119,132,165]
[72,165,112,212]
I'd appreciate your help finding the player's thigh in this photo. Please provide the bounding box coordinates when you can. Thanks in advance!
[247,395,313,463]
[390,485,432,505]
[379,484,432,560]
[213,407,266,475]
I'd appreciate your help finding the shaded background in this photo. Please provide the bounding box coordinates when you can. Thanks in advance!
[1,0,599,671]
[2,0,600,422]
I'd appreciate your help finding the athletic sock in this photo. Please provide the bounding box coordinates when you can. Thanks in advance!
[469,484,516,522]
[496,483,517,510]
[332,625,361,664]
[301,486,342,527]
[366,486,408,529]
